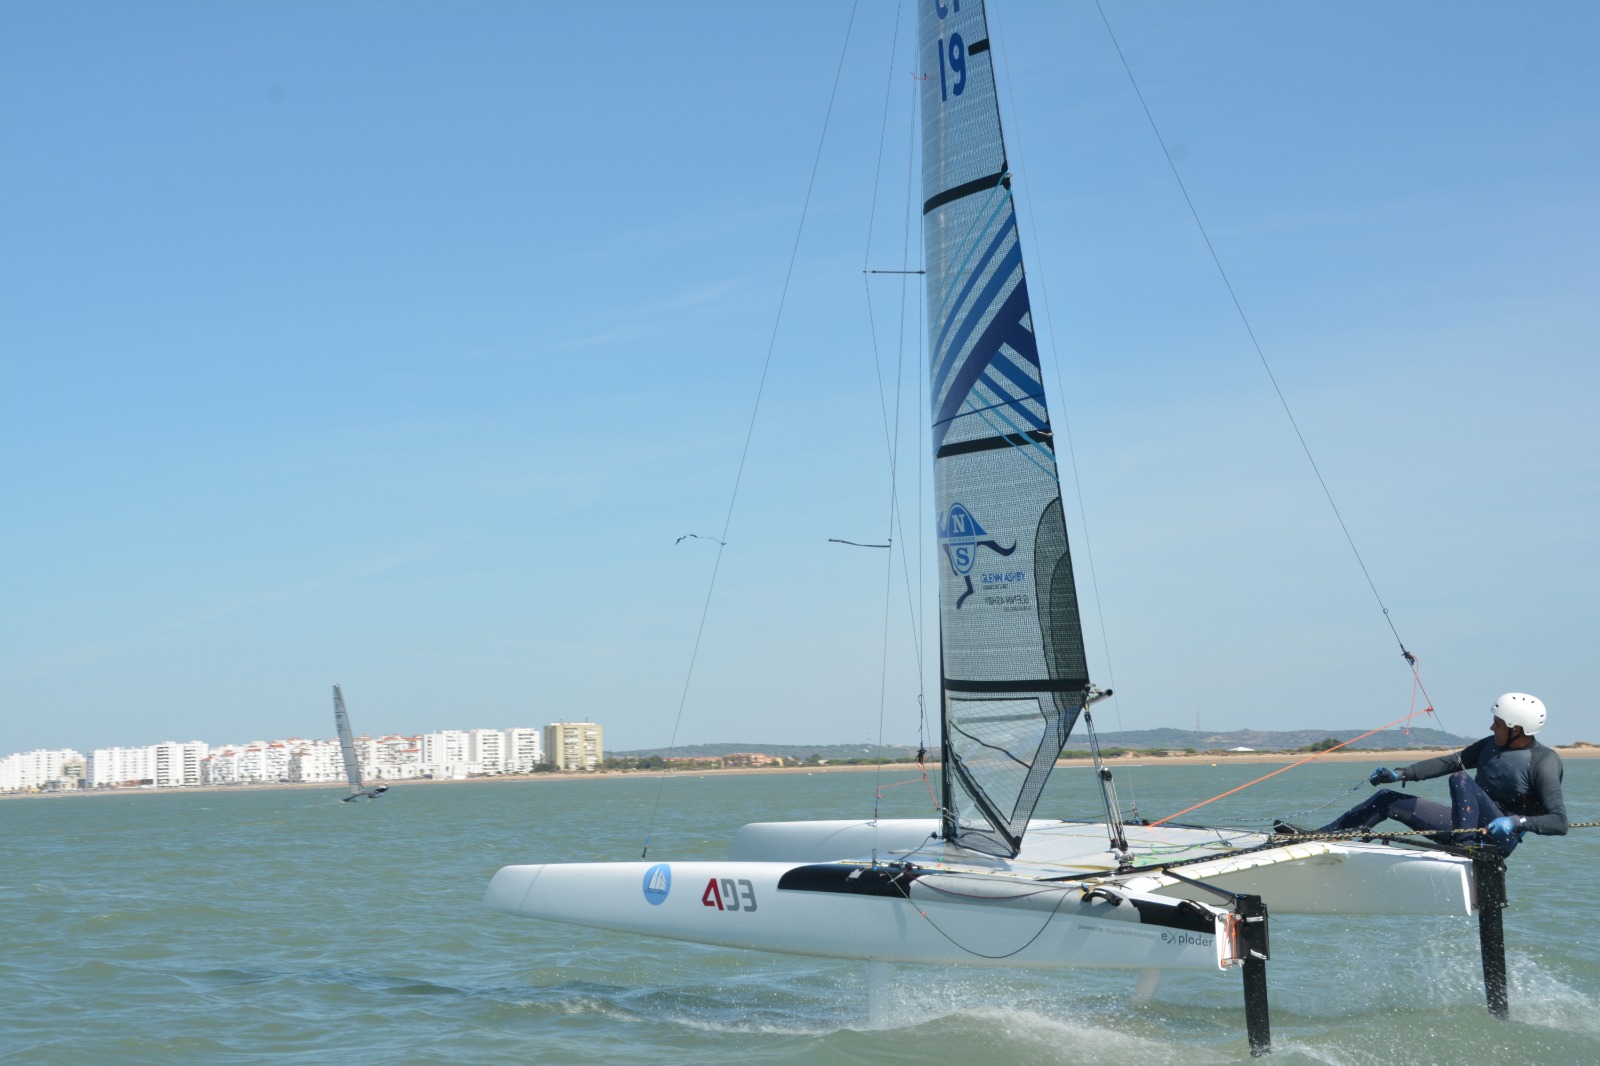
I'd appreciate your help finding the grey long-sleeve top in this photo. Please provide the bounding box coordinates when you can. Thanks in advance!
[1403,736,1568,835]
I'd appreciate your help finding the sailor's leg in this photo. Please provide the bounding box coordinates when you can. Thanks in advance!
[1319,789,1411,832]
[1380,795,1455,844]
[1320,789,1453,838]
[1450,772,1515,854]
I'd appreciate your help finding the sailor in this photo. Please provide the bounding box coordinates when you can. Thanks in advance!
[1310,693,1567,855]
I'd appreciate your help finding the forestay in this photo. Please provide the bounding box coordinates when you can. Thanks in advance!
[920,0,1089,857]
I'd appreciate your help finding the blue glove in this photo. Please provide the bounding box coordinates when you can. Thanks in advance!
[1369,767,1402,786]
[1487,816,1524,846]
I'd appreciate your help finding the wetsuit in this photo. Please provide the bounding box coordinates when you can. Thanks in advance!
[1319,736,1567,854]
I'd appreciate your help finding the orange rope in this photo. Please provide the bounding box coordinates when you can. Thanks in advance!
[875,767,942,810]
[1147,704,1438,828]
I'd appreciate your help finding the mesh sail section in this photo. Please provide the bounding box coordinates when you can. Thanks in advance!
[921,0,1089,858]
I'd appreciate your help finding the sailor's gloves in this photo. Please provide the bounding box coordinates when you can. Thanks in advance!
[1369,767,1405,786]
[1487,816,1526,846]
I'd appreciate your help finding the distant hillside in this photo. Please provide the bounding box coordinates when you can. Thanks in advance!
[611,743,925,761]
[614,728,1471,761]
[1081,727,1472,751]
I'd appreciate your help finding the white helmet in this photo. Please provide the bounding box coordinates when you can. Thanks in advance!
[1492,692,1546,736]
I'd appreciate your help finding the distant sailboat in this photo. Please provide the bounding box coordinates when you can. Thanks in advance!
[333,684,388,802]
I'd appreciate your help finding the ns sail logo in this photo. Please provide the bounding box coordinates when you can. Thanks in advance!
[938,503,1016,609]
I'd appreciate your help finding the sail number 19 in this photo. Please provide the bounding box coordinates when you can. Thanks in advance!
[938,33,967,101]
[935,1,965,102]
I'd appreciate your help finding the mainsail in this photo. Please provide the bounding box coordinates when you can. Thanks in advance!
[332,684,365,797]
[920,0,1090,857]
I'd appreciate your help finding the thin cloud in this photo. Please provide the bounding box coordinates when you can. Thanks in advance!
[2,543,450,683]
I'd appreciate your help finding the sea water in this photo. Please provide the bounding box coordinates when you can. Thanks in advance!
[4,760,1597,1064]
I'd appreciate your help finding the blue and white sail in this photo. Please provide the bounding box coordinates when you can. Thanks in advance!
[921,0,1089,857]
[481,4,1484,982]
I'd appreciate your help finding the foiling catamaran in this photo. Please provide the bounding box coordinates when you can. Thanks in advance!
[486,2,1514,1053]
[333,684,388,802]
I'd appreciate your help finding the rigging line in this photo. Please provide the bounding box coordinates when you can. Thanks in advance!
[858,1,927,677]
[988,1,1139,817]
[902,73,930,729]
[878,30,926,765]
[889,871,1081,961]
[878,22,944,834]
[861,0,914,851]
[640,0,862,860]
[1268,824,1600,842]
[1103,820,1600,877]
[1092,0,1411,665]
[864,24,942,831]
[916,109,931,767]
[830,538,891,548]
[1146,705,1440,827]
[860,0,904,274]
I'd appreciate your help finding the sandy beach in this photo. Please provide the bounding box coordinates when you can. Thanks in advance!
[9,743,1597,798]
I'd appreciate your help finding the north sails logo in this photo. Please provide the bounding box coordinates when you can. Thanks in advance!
[642,863,671,906]
[938,503,1016,608]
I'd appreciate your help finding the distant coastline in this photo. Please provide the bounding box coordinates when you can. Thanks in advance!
[9,743,1597,799]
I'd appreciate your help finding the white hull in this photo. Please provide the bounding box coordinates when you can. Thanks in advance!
[484,859,1233,970]
[484,817,1474,970]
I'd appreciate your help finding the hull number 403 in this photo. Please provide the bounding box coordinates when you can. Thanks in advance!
[702,878,757,912]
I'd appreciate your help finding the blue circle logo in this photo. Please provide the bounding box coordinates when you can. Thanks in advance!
[642,863,671,906]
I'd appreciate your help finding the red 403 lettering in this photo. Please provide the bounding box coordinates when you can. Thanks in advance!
[701,877,758,912]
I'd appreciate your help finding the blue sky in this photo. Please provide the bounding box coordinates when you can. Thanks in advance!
[2,1,1595,755]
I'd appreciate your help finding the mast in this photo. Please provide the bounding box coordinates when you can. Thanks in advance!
[920,0,1091,857]
[332,684,364,796]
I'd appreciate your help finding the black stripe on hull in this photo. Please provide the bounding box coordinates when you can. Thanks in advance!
[777,864,1219,937]
[1131,897,1218,935]
[777,863,921,898]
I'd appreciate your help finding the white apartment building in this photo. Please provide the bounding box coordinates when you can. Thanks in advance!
[7,722,576,790]
[152,741,209,788]
[368,734,424,780]
[238,743,273,782]
[504,727,544,772]
[0,748,85,792]
[288,739,344,783]
[468,728,506,773]
[201,748,238,785]
[545,722,603,771]
[421,730,471,778]
[87,746,154,788]
[200,741,281,784]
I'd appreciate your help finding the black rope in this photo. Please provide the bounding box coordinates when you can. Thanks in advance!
[1075,821,1600,883]
[889,868,1083,960]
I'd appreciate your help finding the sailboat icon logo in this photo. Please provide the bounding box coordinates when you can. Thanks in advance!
[938,503,1017,608]
[642,863,672,906]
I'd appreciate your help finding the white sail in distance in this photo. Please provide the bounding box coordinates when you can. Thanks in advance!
[332,684,365,798]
